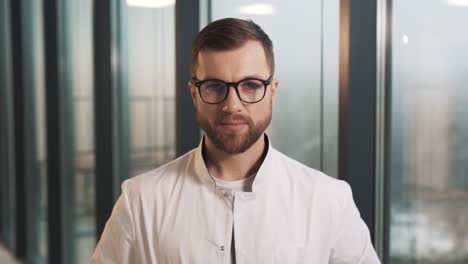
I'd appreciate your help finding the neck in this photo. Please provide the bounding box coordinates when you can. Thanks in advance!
[203,134,267,181]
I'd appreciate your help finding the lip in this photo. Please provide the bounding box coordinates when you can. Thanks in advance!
[218,122,248,131]
[220,122,247,125]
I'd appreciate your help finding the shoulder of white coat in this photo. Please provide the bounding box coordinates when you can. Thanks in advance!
[121,148,197,198]
[270,147,352,200]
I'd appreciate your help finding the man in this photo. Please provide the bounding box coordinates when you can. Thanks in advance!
[90,18,380,263]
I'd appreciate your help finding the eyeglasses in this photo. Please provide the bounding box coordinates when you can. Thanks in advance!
[191,76,273,104]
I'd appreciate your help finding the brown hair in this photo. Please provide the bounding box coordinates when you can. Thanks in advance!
[190,18,275,77]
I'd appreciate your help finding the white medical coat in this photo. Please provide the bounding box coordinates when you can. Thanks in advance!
[90,138,380,264]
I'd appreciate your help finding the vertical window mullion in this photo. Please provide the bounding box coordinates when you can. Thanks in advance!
[93,0,115,240]
[10,0,27,257]
[43,0,70,262]
[338,0,378,242]
[176,0,201,156]
[0,0,16,250]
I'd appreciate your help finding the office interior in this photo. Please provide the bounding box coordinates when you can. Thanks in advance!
[0,0,467,263]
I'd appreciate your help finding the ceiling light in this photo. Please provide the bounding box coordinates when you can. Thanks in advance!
[402,35,409,45]
[445,0,468,7]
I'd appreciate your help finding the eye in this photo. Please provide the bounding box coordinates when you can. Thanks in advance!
[241,80,263,90]
[202,81,225,92]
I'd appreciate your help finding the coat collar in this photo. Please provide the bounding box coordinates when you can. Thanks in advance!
[193,134,278,192]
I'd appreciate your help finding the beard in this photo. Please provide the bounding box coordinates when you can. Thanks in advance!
[196,102,272,154]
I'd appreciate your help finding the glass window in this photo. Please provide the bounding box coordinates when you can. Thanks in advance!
[122,0,176,177]
[61,0,96,263]
[208,0,340,175]
[388,0,468,262]
[21,0,48,262]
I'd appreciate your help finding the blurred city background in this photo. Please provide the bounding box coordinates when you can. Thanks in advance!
[0,0,467,263]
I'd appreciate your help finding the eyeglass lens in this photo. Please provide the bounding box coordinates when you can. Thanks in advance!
[200,79,265,103]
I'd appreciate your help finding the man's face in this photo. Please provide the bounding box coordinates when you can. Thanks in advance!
[189,40,278,154]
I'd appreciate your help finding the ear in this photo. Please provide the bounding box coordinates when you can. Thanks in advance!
[270,79,279,102]
[188,80,198,107]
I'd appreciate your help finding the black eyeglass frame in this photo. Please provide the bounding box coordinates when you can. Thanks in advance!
[190,76,273,104]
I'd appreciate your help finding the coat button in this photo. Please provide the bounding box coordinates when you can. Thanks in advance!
[220,246,225,251]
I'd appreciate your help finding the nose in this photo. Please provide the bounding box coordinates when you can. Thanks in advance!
[222,85,242,113]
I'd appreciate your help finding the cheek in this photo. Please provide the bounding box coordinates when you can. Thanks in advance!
[248,102,271,121]
[197,104,219,121]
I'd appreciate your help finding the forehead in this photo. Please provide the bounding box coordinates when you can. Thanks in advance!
[196,40,270,81]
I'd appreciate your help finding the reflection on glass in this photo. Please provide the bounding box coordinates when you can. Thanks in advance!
[64,0,96,263]
[209,0,340,174]
[389,0,468,262]
[124,2,176,176]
